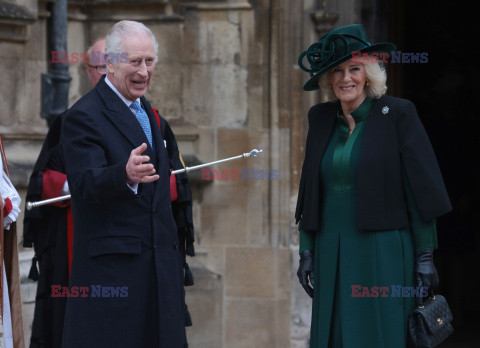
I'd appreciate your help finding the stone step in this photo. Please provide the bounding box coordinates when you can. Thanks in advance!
[19,250,37,304]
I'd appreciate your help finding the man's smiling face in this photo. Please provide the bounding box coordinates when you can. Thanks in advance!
[107,32,156,101]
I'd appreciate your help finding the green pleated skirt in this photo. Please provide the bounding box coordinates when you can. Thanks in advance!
[310,187,415,348]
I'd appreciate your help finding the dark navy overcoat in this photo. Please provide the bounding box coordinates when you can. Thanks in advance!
[60,77,186,347]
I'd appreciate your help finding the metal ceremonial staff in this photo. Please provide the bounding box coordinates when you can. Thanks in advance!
[26,148,263,210]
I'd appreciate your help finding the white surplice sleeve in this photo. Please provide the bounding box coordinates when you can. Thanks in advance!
[1,159,21,230]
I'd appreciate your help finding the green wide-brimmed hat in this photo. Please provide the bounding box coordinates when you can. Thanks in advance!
[298,24,396,91]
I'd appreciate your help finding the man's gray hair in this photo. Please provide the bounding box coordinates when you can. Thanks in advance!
[105,20,159,65]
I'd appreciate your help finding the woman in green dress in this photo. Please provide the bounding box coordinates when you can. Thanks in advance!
[295,24,452,347]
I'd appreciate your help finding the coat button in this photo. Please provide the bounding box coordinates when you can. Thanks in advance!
[153,245,158,252]
[152,208,157,213]
[173,241,178,249]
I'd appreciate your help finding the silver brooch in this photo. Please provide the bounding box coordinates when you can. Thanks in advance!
[382,106,389,115]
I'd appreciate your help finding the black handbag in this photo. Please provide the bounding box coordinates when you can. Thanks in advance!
[408,294,454,348]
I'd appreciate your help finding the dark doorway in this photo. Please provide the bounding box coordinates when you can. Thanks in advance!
[387,0,480,346]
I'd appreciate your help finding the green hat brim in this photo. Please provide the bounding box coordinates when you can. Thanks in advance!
[302,42,396,91]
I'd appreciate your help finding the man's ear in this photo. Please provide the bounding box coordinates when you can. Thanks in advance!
[105,53,114,74]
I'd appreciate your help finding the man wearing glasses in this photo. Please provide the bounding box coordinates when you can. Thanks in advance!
[84,38,107,87]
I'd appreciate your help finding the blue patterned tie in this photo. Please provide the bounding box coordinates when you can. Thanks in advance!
[130,101,154,149]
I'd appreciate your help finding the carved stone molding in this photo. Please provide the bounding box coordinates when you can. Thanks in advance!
[68,0,170,4]
[67,12,184,22]
[67,0,183,22]
[182,1,252,11]
[310,9,339,36]
[0,132,47,141]
[0,0,36,42]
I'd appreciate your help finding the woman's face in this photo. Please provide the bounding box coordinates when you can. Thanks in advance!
[329,59,367,106]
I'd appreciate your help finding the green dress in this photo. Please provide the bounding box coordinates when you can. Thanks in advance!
[299,98,437,348]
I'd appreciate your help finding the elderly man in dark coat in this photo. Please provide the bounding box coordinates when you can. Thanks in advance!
[60,20,187,347]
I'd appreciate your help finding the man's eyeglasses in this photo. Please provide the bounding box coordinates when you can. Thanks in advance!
[87,64,107,74]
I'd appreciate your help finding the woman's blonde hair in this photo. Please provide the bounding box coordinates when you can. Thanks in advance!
[318,58,387,103]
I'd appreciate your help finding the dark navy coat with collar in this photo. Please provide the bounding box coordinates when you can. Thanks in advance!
[296,95,452,231]
[60,77,186,347]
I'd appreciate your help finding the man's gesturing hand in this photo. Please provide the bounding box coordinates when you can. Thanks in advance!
[126,143,159,184]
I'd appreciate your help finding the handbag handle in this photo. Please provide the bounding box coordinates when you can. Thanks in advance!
[417,289,436,308]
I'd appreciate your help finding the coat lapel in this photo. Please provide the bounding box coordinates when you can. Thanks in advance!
[356,96,389,221]
[96,78,155,159]
[142,97,170,207]
[141,97,164,166]
[358,95,389,167]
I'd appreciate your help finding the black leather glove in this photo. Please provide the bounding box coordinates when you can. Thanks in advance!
[297,250,314,298]
[414,249,439,295]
